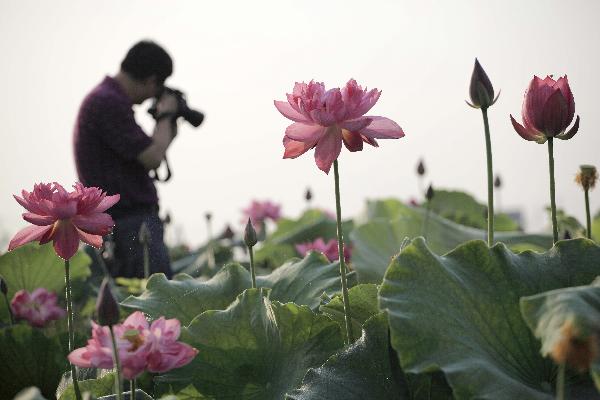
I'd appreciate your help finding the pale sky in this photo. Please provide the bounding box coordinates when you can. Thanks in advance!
[1,0,599,247]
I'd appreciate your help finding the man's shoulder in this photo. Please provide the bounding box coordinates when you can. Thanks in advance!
[81,77,129,112]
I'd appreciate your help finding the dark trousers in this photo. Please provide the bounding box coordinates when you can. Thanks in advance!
[104,212,173,279]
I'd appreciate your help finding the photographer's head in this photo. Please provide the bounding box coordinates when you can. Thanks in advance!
[117,40,173,104]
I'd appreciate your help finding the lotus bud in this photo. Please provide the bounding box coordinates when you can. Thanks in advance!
[467,59,499,109]
[0,275,7,296]
[205,212,212,221]
[96,278,119,326]
[139,222,151,245]
[426,184,435,201]
[417,159,426,176]
[575,165,598,191]
[305,188,313,202]
[494,175,502,189]
[563,230,572,240]
[163,212,171,225]
[219,224,235,240]
[244,218,258,247]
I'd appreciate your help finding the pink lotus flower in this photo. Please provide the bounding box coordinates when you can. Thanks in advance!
[295,238,352,263]
[10,288,66,328]
[510,75,580,144]
[68,311,197,379]
[242,200,281,227]
[275,79,405,173]
[8,182,120,260]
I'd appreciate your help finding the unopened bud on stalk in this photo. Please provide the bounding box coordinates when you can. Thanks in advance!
[494,175,502,189]
[96,278,120,326]
[0,275,7,296]
[305,188,313,202]
[244,218,258,247]
[426,184,435,201]
[563,230,572,240]
[416,159,426,176]
[219,224,235,240]
[139,222,151,245]
[466,59,499,109]
[575,165,598,191]
[205,212,212,221]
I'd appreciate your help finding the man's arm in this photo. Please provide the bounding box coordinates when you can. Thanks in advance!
[138,93,179,170]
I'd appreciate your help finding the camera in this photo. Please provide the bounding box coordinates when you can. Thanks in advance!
[148,87,204,127]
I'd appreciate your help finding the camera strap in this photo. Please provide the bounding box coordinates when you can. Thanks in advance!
[150,156,172,182]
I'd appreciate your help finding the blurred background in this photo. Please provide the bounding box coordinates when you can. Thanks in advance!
[0,0,598,249]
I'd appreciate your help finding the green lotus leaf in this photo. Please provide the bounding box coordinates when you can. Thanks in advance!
[379,238,600,399]
[425,189,519,231]
[268,209,353,245]
[0,325,70,399]
[0,243,91,322]
[320,284,379,342]
[351,200,552,283]
[253,242,297,270]
[59,373,116,400]
[155,288,344,399]
[122,252,355,324]
[520,278,600,391]
[121,263,252,325]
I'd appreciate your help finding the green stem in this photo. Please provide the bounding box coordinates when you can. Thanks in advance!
[333,160,354,344]
[556,362,565,400]
[548,138,559,244]
[3,292,13,325]
[585,189,592,240]
[422,202,431,240]
[109,326,123,400]
[130,379,136,400]
[142,241,150,279]
[481,108,494,246]
[65,260,82,400]
[249,246,256,289]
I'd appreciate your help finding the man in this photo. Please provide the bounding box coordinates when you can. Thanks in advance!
[73,40,178,279]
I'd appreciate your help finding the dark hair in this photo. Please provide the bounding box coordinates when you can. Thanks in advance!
[120,40,173,84]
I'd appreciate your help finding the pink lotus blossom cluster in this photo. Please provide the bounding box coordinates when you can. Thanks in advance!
[9,182,120,260]
[242,200,281,227]
[275,79,404,173]
[295,238,352,263]
[10,288,66,328]
[68,311,197,380]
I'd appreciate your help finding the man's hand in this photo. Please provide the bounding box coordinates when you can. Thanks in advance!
[156,92,178,115]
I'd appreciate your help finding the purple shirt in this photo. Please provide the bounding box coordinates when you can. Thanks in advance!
[73,76,157,218]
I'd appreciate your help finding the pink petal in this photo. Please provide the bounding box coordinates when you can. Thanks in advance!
[554,76,575,122]
[274,100,311,123]
[341,130,364,152]
[359,116,405,139]
[8,225,53,251]
[76,228,103,248]
[48,199,78,220]
[540,89,570,136]
[92,194,120,213]
[22,213,56,226]
[123,311,149,330]
[524,76,556,130]
[68,348,93,368]
[72,213,114,235]
[558,115,580,140]
[339,117,372,132]
[282,136,315,159]
[510,115,543,142]
[285,123,327,143]
[53,223,80,260]
[314,126,342,174]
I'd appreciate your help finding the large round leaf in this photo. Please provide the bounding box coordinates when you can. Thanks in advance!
[0,325,70,399]
[121,263,252,325]
[269,209,353,246]
[379,238,600,399]
[286,313,406,399]
[155,288,344,399]
[122,252,356,324]
[0,244,91,321]
[351,202,552,283]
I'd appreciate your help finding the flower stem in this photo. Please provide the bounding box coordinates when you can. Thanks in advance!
[248,245,256,289]
[65,260,82,400]
[556,362,565,400]
[481,108,494,246]
[333,160,354,344]
[548,138,559,244]
[142,240,150,279]
[3,292,13,326]
[130,379,137,400]
[422,201,432,240]
[109,325,123,400]
[585,188,592,240]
